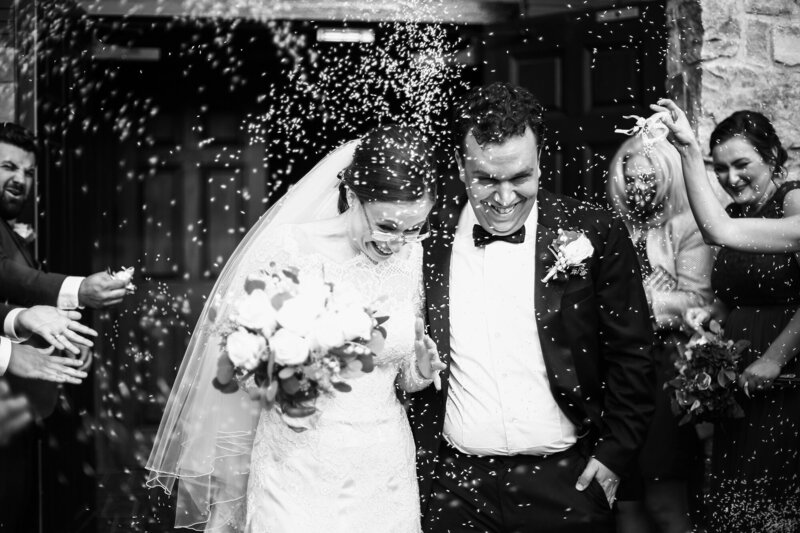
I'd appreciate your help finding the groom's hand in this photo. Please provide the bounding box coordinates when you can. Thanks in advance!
[575,457,619,507]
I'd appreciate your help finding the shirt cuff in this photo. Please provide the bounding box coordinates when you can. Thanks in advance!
[3,308,28,342]
[58,276,85,310]
[0,338,12,376]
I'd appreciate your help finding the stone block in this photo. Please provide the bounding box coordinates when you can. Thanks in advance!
[744,19,771,64]
[745,0,799,16]
[701,0,742,59]
[774,25,800,65]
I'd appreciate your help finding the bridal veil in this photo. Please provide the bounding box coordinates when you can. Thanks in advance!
[145,140,359,530]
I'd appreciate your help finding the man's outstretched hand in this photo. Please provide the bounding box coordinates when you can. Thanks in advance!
[78,271,129,308]
[15,306,97,355]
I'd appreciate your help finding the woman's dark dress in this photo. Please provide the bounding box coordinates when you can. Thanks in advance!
[707,181,800,532]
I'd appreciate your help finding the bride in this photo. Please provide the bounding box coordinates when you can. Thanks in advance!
[146,125,444,532]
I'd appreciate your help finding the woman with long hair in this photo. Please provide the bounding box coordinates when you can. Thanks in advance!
[607,136,713,533]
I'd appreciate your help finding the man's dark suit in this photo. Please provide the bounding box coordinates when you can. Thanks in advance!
[409,186,656,531]
[0,218,61,533]
[0,219,65,307]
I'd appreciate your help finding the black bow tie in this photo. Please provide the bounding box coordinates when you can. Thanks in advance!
[472,225,526,247]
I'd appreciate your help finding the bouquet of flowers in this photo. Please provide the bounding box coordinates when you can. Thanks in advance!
[665,320,749,425]
[212,263,387,430]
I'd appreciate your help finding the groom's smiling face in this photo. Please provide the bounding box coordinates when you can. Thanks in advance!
[458,127,540,236]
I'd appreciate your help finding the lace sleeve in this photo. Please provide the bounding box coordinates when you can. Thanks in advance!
[397,244,433,393]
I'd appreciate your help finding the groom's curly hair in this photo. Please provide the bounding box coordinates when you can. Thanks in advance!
[453,82,545,154]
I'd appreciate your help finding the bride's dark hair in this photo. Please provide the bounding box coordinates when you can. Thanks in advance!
[337,124,437,213]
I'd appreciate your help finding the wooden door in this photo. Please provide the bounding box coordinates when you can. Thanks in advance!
[483,2,667,203]
[94,102,267,528]
[33,12,276,530]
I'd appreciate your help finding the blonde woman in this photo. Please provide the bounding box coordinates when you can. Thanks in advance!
[607,136,715,533]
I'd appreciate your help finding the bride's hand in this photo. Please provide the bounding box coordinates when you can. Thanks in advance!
[649,99,700,151]
[414,318,445,390]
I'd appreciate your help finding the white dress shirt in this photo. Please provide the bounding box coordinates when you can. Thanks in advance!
[443,202,577,456]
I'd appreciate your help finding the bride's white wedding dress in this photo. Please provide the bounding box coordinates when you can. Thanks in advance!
[244,224,429,533]
[146,140,430,533]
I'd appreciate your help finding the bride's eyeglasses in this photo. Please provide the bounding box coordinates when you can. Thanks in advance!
[361,205,431,245]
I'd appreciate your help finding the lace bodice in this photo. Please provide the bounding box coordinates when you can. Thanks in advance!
[244,223,427,533]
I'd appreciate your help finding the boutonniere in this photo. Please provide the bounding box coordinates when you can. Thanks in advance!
[542,229,594,284]
[12,222,35,243]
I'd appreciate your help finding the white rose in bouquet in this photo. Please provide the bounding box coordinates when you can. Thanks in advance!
[562,235,594,264]
[337,307,374,342]
[226,328,267,370]
[234,289,278,335]
[270,328,311,366]
[276,294,326,336]
[310,313,348,352]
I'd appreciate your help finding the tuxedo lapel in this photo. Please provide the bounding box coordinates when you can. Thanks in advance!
[535,223,566,316]
[424,230,456,399]
[0,219,35,267]
[423,184,464,401]
[534,191,583,426]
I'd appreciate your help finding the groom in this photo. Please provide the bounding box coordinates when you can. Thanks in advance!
[410,82,655,532]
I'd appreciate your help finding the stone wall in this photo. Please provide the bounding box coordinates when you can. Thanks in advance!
[668,0,800,179]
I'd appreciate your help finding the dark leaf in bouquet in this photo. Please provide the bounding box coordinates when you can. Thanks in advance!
[732,339,751,355]
[244,276,267,294]
[212,377,239,394]
[282,267,300,284]
[358,352,376,373]
[717,369,737,387]
[678,412,693,426]
[376,326,387,340]
[215,353,236,386]
[329,345,359,362]
[282,404,316,418]
[271,292,292,311]
[332,381,352,393]
[281,376,302,395]
[666,377,686,390]
[709,320,722,335]
[278,366,297,380]
[374,316,390,326]
[265,380,279,402]
[729,402,746,419]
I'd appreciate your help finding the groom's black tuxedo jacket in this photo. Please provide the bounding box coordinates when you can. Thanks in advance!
[409,185,656,512]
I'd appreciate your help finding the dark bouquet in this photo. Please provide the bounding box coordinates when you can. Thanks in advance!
[665,320,749,425]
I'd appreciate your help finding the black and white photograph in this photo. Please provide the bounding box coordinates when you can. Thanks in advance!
[0,0,798,532]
